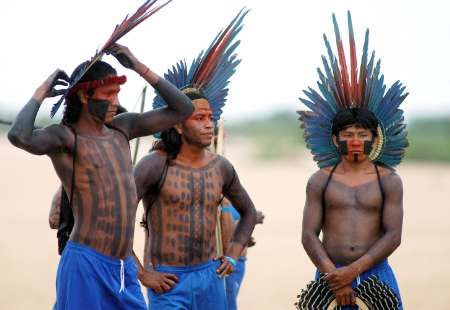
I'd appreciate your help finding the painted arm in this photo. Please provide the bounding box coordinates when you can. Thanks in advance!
[301,172,336,274]
[324,172,404,291]
[49,186,63,229]
[303,171,356,306]
[8,70,71,155]
[108,44,194,139]
[221,158,257,261]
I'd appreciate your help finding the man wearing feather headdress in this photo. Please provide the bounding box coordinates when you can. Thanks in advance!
[299,12,406,309]
[8,2,194,309]
[133,9,257,310]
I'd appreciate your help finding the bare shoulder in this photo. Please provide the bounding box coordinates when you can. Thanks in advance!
[307,168,331,190]
[215,154,232,168]
[134,150,168,189]
[47,124,74,151]
[378,166,403,193]
[47,123,72,138]
[136,150,167,169]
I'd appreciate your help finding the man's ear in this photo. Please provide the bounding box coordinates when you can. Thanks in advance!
[78,90,88,105]
[174,123,183,135]
[332,134,338,148]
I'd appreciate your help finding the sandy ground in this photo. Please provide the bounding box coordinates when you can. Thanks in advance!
[1,135,450,309]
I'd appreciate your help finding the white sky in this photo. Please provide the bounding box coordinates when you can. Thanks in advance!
[1,0,450,121]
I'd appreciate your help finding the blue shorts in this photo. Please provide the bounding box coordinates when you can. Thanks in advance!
[315,259,403,310]
[225,257,246,310]
[56,241,147,310]
[147,260,226,310]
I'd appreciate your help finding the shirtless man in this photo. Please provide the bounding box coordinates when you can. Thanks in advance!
[134,91,257,310]
[302,108,403,309]
[8,44,193,309]
[298,12,408,309]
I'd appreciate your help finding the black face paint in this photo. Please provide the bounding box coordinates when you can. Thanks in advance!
[354,153,359,162]
[337,140,348,155]
[87,98,110,122]
[363,140,373,155]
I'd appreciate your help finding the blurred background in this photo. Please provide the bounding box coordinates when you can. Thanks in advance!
[1,0,450,309]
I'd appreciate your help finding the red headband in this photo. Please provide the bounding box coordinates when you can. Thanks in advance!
[69,75,127,95]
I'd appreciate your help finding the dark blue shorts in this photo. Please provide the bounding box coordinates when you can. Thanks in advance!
[56,241,147,310]
[315,259,403,310]
[147,260,226,310]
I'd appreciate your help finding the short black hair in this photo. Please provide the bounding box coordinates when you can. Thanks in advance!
[332,108,379,137]
[62,61,117,124]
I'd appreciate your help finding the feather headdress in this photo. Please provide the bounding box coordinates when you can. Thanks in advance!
[298,11,408,168]
[51,0,172,117]
[153,8,249,121]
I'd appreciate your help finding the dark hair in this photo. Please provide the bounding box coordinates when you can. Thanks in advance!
[62,61,117,124]
[332,108,379,137]
[151,128,182,160]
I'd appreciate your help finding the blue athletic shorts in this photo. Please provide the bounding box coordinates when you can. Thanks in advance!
[56,241,147,310]
[147,260,226,310]
[315,259,403,310]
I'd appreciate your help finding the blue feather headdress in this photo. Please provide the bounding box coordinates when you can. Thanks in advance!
[50,0,172,118]
[153,8,249,122]
[298,11,409,168]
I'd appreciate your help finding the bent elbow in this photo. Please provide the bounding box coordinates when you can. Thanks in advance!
[7,128,21,147]
[49,217,59,229]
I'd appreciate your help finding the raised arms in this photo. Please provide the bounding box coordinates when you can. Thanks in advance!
[220,158,257,260]
[108,44,194,139]
[8,70,71,155]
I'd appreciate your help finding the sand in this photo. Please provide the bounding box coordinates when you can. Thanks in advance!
[1,135,450,309]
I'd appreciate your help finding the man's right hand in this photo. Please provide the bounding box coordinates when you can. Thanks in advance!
[138,269,178,294]
[34,69,69,102]
[333,285,356,306]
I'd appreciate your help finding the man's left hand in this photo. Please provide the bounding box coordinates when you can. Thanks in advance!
[106,43,143,72]
[214,255,235,278]
[324,266,358,291]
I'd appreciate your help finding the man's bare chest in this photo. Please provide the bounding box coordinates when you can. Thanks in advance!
[325,179,383,212]
[158,163,224,210]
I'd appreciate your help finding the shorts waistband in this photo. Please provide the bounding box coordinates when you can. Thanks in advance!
[154,259,217,273]
[65,241,134,266]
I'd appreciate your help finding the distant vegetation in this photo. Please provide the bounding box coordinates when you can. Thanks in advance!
[2,109,449,163]
[228,111,450,163]
[228,111,304,160]
[406,117,450,162]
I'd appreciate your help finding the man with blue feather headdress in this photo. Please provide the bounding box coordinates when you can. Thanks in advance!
[299,12,407,309]
[132,9,257,310]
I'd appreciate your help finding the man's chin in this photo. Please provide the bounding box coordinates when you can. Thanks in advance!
[201,140,212,148]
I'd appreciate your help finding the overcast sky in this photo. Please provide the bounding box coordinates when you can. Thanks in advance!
[1,0,450,121]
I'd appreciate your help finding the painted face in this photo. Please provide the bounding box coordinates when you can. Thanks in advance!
[335,124,374,163]
[87,79,121,123]
[179,98,214,148]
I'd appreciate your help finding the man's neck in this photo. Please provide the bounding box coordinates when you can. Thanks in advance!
[74,111,106,135]
[338,158,373,174]
[176,141,210,168]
